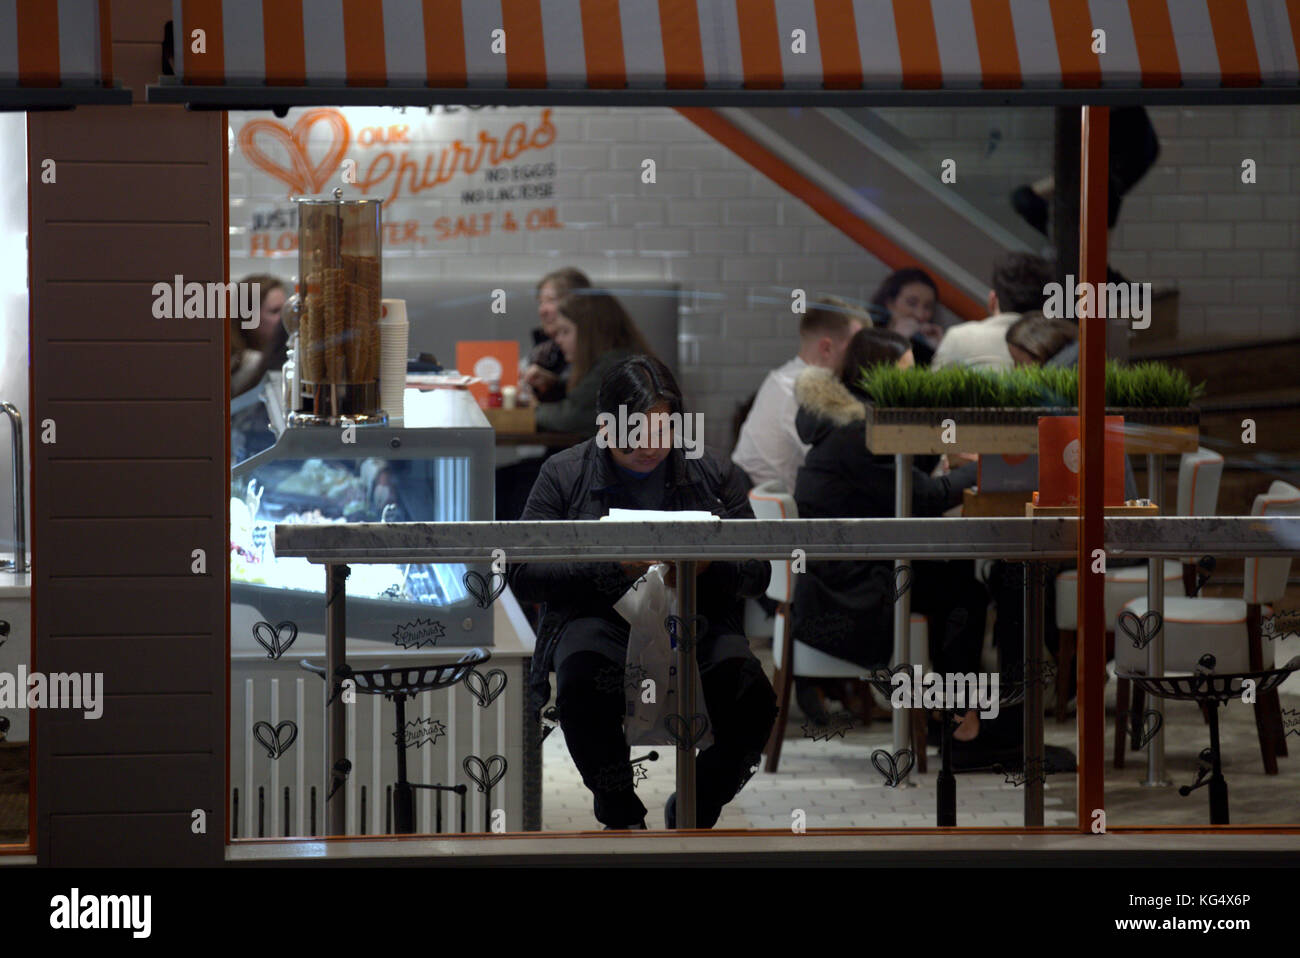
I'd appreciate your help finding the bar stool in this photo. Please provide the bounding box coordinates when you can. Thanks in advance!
[1115,479,1300,775]
[748,482,929,773]
[301,648,489,833]
[1055,447,1224,727]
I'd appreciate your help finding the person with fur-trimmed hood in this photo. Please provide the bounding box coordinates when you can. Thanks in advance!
[791,327,990,743]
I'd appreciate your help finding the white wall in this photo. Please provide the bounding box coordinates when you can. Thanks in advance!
[229,106,896,451]
[0,113,28,560]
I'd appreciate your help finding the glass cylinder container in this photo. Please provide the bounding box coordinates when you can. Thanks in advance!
[289,188,386,426]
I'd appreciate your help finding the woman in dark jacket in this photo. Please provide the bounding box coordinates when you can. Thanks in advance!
[792,328,990,740]
[510,355,776,830]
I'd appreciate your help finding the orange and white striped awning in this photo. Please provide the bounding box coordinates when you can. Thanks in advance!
[0,0,111,87]
[168,0,1300,91]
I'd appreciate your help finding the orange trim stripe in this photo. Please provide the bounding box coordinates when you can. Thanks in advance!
[1289,1,1300,79]
[659,0,706,89]
[1049,0,1101,87]
[580,0,626,88]
[970,0,1021,89]
[502,0,547,88]
[677,108,985,321]
[342,0,387,86]
[263,0,305,86]
[1127,0,1180,88]
[422,0,467,87]
[814,0,861,88]
[17,0,61,86]
[98,0,113,86]
[1206,0,1261,87]
[892,0,942,89]
[181,0,225,84]
[736,0,783,89]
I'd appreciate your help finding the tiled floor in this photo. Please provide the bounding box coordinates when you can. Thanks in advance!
[540,637,1300,831]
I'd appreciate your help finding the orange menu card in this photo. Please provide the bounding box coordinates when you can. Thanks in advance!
[1037,416,1126,507]
[456,340,519,407]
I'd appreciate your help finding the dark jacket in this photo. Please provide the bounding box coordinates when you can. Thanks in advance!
[510,437,771,717]
[790,367,975,663]
[535,348,631,436]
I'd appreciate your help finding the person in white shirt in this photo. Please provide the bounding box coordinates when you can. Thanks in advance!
[930,252,1055,371]
[732,297,865,492]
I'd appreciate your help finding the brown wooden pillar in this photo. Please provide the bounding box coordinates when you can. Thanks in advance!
[27,99,229,864]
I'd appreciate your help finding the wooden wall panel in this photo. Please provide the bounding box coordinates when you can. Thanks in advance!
[29,102,228,866]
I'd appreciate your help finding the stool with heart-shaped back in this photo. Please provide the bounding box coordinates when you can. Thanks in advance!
[869,666,1029,826]
[1119,653,1300,824]
[300,648,490,834]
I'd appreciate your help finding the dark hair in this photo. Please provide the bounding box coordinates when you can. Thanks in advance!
[536,266,592,299]
[1005,311,1078,365]
[557,289,655,385]
[869,268,939,324]
[991,252,1055,315]
[800,295,867,339]
[841,327,911,391]
[232,274,288,370]
[597,354,685,420]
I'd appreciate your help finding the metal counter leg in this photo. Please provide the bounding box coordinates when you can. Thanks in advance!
[676,560,698,829]
[893,454,913,756]
[1143,453,1172,788]
[326,562,350,836]
[1023,561,1045,826]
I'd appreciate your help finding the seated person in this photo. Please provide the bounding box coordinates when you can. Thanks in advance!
[792,327,991,743]
[868,268,944,367]
[1005,310,1078,367]
[523,266,590,401]
[534,289,656,437]
[510,356,777,830]
[732,296,864,492]
[932,253,1056,370]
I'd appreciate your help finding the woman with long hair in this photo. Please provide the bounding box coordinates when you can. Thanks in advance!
[792,327,992,747]
[535,289,656,435]
[869,267,944,367]
[231,274,288,398]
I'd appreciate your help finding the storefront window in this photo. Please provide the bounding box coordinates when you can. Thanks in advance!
[226,100,1299,839]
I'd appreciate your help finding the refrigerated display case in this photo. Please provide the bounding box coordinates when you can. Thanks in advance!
[230,377,495,648]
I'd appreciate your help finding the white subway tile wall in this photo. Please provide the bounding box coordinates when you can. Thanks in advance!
[230,105,1300,449]
[230,106,893,450]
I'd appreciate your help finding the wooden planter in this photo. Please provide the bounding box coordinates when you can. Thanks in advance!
[862,405,1199,455]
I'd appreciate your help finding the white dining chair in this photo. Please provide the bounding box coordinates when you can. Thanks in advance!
[748,481,929,773]
[1114,479,1300,775]
[1054,447,1225,729]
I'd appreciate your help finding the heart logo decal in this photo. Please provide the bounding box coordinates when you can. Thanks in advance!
[463,570,507,609]
[663,712,710,750]
[891,565,913,603]
[463,754,508,792]
[664,614,708,653]
[871,748,915,787]
[464,667,508,708]
[252,720,299,760]
[1118,609,1163,650]
[238,109,352,197]
[1133,710,1163,750]
[252,620,298,660]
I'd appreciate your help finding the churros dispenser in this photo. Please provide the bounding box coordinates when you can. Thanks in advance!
[289,188,386,426]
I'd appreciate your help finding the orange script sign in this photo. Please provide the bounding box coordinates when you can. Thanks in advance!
[237,108,558,207]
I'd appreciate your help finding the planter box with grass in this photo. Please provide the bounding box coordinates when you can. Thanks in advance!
[859,361,1202,455]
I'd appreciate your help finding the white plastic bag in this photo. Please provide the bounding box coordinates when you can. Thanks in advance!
[614,564,714,749]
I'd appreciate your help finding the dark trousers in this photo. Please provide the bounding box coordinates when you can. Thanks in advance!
[910,560,989,677]
[554,639,777,829]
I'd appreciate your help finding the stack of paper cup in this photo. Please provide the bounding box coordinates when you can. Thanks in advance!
[379,299,409,422]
